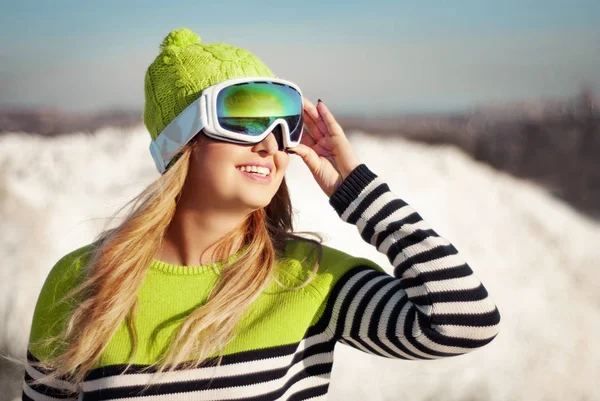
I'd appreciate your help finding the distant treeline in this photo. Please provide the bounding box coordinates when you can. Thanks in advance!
[340,89,600,220]
[0,108,142,136]
[1,90,598,219]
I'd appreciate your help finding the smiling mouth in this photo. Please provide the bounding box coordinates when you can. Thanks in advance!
[235,165,271,177]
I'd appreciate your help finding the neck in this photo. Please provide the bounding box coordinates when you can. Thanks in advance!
[157,203,249,267]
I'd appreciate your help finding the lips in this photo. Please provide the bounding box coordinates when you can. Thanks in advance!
[237,168,273,184]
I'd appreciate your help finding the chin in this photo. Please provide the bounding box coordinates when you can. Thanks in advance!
[240,195,274,210]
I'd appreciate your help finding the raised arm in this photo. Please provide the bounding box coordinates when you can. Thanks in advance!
[324,164,501,359]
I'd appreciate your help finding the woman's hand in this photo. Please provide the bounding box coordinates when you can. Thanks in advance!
[288,99,361,198]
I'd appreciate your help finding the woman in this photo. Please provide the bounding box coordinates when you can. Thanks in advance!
[23,28,501,401]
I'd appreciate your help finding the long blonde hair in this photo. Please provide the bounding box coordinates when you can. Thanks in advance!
[32,134,323,385]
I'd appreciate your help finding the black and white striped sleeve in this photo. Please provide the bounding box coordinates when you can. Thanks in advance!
[326,164,501,359]
[22,351,80,401]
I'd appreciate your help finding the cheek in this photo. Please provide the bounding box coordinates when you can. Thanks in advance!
[197,144,242,172]
[202,145,235,164]
[276,153,290,174]
[190,147,236,188]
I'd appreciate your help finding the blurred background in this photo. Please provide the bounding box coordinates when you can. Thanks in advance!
[1,1,599,400]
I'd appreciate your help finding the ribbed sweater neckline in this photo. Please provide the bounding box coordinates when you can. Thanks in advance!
[149,246,247,276]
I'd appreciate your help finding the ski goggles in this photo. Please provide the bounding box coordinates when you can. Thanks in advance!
[149,76,304,174]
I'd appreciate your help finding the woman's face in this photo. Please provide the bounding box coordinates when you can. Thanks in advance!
[183,128,290,211]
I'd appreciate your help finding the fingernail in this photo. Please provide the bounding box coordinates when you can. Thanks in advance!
[317,99,322,104]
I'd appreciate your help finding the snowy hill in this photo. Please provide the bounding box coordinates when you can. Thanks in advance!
[1,126,598,401]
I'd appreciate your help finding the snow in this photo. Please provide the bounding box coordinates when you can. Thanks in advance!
[1,126,598,400]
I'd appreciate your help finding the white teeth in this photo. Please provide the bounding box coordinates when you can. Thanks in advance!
[237,165,271,176]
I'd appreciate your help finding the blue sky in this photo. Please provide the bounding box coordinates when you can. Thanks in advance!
[1,0,598,115]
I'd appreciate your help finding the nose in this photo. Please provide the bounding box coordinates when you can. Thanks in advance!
[252,125,283,155]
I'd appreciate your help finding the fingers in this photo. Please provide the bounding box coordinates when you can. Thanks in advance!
[296,122,330,156]
[287,143,323,177]
[303,98,328,141]
[290,128,330,155]
[300,123,317,147]
[299,124,329,155]
[315,100,345,137]
[303,98,346,140]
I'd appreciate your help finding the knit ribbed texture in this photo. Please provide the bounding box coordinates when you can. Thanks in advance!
[143,28,276,141]
[149,246,248,275]
[24,165,501,401]
[329,163,377,214]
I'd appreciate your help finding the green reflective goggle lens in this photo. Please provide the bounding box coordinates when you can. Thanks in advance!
[216,81,303,142]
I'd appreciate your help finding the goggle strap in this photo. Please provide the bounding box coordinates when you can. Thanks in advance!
[150,96,207,174]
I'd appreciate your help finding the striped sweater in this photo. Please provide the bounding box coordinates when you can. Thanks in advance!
[23,164,501,401]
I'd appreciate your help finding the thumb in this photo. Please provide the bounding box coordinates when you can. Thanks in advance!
[287,144,323,177]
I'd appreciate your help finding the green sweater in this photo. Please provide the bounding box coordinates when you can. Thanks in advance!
[23,164,501,401]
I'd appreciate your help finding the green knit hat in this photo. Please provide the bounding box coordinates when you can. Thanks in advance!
[143,28,276,141]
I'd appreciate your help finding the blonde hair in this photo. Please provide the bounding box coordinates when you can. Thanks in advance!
[31,135,323,386]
